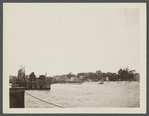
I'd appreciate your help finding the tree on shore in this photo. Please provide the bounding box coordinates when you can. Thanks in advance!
[118,68,134,81]
[67,72,72,79]
[106,72,118,81]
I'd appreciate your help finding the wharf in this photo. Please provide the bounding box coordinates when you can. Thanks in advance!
[9,87,50,108]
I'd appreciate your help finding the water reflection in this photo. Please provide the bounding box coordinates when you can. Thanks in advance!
[25,82,140,108]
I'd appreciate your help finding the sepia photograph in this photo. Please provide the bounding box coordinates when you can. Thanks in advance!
[3,3,146,113]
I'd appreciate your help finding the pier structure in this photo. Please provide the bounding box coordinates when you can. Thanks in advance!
[10,88,25,108]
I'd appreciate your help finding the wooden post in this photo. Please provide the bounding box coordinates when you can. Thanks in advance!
[10,88,25,108]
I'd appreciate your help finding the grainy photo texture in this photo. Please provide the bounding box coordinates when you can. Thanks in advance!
[3,3,146,114]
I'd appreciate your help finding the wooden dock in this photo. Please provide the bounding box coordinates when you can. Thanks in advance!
[10,88,25,108]
[9,87,51,108]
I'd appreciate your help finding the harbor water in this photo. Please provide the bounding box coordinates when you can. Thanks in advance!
[25,81,140,108]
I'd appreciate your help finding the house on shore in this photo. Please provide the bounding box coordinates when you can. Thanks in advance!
[53,76,61,82]
[61,74,70,81]
[53,74,82,83]
[70,76,81,82]
[78,76,85,82]
[134,73,140,81]
[53,74,70,83]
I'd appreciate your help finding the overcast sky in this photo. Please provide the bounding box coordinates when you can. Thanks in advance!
[4,3,140,77]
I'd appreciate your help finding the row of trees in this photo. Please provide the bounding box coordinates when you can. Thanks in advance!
[118,68,135,81]
[70,68,137,81]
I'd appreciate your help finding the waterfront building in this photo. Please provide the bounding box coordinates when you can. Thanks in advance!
[134,73,140,81]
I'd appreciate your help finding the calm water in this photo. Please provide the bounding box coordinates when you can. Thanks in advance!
[25,81,140,108]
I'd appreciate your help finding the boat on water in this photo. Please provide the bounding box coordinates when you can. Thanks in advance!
[65,81,82,84]
[53,80,82,84]
[99,77,104,84]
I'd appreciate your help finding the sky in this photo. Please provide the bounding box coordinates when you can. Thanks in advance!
[4,3,140,77]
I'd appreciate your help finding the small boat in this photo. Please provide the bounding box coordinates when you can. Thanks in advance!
[99,77,104,84]
[99,81,104,84]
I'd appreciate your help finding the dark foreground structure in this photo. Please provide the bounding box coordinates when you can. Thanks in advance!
[9,87,51,108]
[10,88,25,108]
[10,75,51,108]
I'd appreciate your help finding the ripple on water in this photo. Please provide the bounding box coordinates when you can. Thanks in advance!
[25,82,140,108]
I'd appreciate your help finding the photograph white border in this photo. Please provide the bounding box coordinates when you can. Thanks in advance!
[3,3,146,114]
